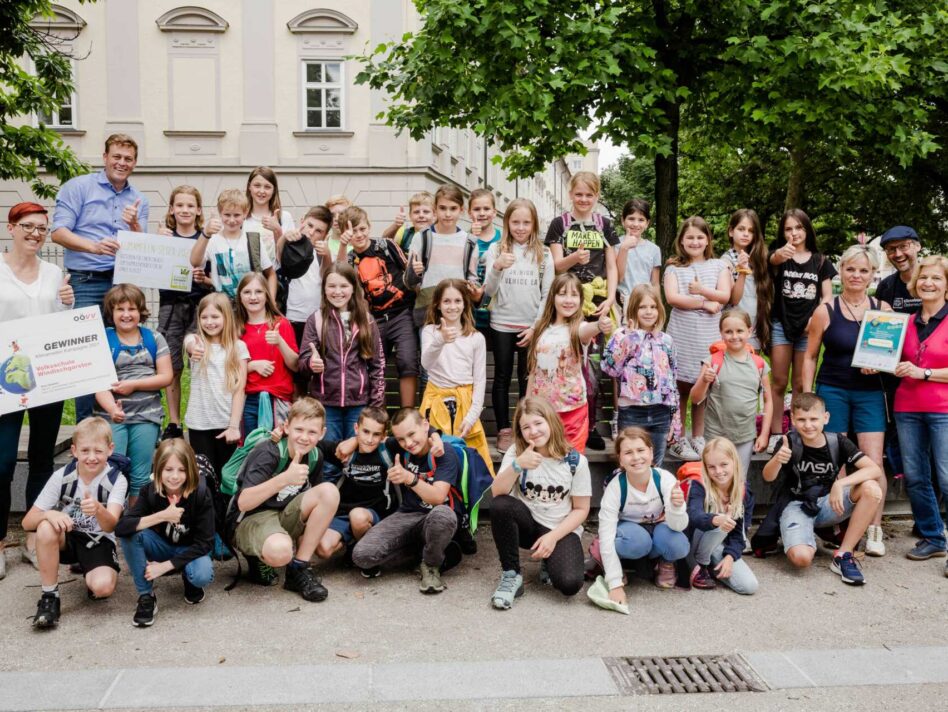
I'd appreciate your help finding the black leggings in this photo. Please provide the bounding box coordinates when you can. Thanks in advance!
[491,330,529,431]
[489,494,584,596]
[188,428,238,479]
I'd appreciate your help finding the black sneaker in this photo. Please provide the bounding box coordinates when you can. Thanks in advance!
[586,429,606,451]
[360,566,381,579]
[245,555,278,586]
[32,592,60,629]
[182,573,206,604]
[133,594,157,627]
[161,423,184,441]
[283,565,328,602]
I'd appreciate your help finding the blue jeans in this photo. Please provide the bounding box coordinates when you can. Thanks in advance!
[613,521,690,562]
[111,422,160,497]
[688,527,759,595]
[896,411,948,549]
[69,269,114,422]
[121,528,214,596]
[323,405,364,480]
[617,405,673,466]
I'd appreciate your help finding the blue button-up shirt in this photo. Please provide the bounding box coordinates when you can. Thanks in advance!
[52,170,150,271]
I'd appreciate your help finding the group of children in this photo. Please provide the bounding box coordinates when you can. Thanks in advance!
[16,167,905,628]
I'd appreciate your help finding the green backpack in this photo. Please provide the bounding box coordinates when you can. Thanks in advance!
[220,428,321,496]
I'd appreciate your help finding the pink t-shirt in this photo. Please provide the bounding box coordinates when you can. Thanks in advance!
[529,324,585,412]
[241,317,298,401]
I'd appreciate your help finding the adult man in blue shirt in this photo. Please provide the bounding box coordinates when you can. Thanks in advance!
[52,133,149,420]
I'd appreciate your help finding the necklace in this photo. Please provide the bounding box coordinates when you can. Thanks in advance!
[840,295,867,321]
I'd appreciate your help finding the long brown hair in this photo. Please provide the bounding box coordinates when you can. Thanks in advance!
[500,198,545,268]
[728,209,772,349]
[425,279,476,336]
[667,216,714,267]
[245,166,282,215]
[528,273,584,372]
[152,439,200,499]
[164,185,204,233]
[513,397,571,460]
[320,262,375,360]
[235,272,283,330]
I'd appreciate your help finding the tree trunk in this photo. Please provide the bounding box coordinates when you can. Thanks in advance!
[784,143,805,211]
[653,100,681,259]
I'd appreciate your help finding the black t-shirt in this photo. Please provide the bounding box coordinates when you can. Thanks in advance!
[876,272,921,314]
[348,239,415,316]
[779,433,864,498]
[331,446,399,517]
[239,439,334,515]
[159,229,213,306]
[771,251,837,340]
[385,436,460,513]
[544,214,619,287]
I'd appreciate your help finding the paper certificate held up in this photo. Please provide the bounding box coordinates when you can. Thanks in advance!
[0,307,117,415]
[851,310,911,373]
[114,230,194,292]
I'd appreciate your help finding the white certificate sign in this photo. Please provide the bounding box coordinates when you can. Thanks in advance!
[851,310,911,373]
[0,307,117,415]
[114,230,194,292]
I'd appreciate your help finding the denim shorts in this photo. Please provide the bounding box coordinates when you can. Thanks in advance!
[771,320,808,352]
[780,487,854,551]
[329,509,381,545]
[816,383,887,434]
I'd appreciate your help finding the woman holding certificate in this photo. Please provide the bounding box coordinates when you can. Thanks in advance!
[802,244,889,556]
[0,202,74,579]
[894,255,948,570]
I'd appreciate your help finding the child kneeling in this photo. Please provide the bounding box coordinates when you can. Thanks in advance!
[597,427,689,605]
[763,393,882,586]
[22,418,127,629]
[116,439,216,627]
[489,397,591,609]
[233,398,339,601]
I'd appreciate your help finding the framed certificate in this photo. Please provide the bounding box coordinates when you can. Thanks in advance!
[851,310,911,373]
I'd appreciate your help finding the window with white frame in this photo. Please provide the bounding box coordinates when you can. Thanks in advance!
[302,60,343,130]
[34,59,77,129]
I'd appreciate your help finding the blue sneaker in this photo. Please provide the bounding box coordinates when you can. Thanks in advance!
[831,552,865,586]
[906,540,947,561]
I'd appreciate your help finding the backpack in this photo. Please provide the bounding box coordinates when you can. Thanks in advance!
[219,428,321,497]
[517,449,581,494]
[603,466,664,512]
[426,434,494,536]
[674,461,705,501]
[561,211,605,234]
[787,430,844,495]
[57,453,131,509]
[105,326,158,365]
[194,453,232,559]
[413,227,476,280]
[707,341,766,380]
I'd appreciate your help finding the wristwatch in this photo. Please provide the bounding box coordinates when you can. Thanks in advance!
[924,368,933,381]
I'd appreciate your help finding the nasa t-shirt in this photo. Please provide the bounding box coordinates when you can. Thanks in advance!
[779,434,863,498]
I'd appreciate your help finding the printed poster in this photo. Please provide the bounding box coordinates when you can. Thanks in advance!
[0,307,117,415]
[114,230,194,292]
[851,309,911,373]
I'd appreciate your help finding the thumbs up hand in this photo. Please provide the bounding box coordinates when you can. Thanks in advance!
[313,237,329,257]
[264,325,283,346]
[701,362,717,384]
[574,247,590,265]
[122,198,142,228]
[515,443,544,470]
[670,480,685,507]
[439,317,459,344]
[774,435,792,464]
[204,215,222,238]
[470,217,484,237]
[284,228,303,243]
[261,210,280,232]
[282,450,309,488]
[409,252,423,276]
[340,221,354,246]
[688,274,704,295]
[188,337,206,362]
[387,454,411,484]
[79,487,99,516]
[308,344,324,373]
[598,312,614,336]
[58,273,74,306]
[162,495,184,524]
[494,250,516,271]
[394,206,406,227]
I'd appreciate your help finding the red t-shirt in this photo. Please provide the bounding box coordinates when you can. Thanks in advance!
[241,317,298,401]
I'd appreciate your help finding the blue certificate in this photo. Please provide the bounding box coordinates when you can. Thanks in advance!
[851,310,911,373]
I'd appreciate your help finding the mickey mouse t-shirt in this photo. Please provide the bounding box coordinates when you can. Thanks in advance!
[499,445,592,534]
[771,252,837,341]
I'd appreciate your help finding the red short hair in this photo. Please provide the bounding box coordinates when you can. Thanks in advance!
[8,202,47,224]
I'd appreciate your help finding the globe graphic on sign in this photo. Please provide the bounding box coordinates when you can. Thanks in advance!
[0,354,36,394]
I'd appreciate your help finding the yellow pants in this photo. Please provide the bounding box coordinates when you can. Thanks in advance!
[419,382,495,476]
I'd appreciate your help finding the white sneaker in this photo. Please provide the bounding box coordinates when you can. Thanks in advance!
[865,525,886,557]
[667,439,700,462]
[767,434,784,455]
[690,436,706,456]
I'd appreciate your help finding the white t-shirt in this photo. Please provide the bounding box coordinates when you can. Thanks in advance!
[0,258,68,322]
[499,445,592,535]
[204,233,274,299]
[286,256,322,323]
[618,238,662,299]
[183,336,251,430]
[243,210,294,267]
[33,463,128,542]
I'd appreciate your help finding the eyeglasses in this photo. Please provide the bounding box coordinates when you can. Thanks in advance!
[15,223,49,236]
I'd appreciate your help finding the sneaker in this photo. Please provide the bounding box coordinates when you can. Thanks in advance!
[495,428,514,453]
[831,551,865,586]
[360,566,381,579]
[182,573,205,605]
[133,594,157,627]
[283,565,329,602]
[610,412,619,440]
[767,433,784,455]
[0,550,6,580]
[690,436,706,456]
[906,540,948,561]
[690,564,716,589]
[20,545,38,571]
[538,559,552,586]
[667,439,700,462]
[864,525,886,557]
[32,592,60,629]
[245,555,278,586]
[586,429,606,451]
[491,570,524,610]
[419,562,446,594]
[654,560,676,589]
[161,423,184,441]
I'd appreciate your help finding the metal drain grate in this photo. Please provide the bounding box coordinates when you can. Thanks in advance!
[604,654,768,695]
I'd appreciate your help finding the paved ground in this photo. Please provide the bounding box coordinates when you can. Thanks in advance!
[0,518,945,709]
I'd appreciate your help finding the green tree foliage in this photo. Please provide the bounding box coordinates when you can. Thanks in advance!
[0,1,90,200]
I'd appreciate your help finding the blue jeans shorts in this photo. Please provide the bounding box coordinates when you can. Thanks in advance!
[780,487,854,551]
[816,383,886,433]
[771,320,808,352]
[329,509,381,545]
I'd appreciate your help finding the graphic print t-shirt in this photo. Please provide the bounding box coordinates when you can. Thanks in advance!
[544,214,618,287]
[385,436,460,514]
[771,252,837,340]
[348,239,414,316]
[779,434,863,498]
